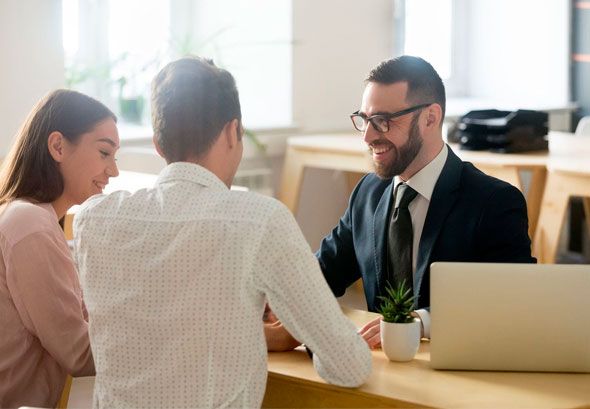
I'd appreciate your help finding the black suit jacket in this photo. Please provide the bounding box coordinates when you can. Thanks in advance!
[316,147,536,311]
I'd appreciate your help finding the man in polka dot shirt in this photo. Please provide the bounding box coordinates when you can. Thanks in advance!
[74,57,371,408]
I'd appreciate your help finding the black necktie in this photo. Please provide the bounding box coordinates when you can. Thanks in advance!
[385,183,418,294]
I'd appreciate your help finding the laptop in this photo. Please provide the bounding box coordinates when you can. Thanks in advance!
[430,262,590,372]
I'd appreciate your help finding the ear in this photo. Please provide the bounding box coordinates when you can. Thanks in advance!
[425,103,443,129]
[153,134,165,158]
[223,119,240,149]
[47,131,66,162]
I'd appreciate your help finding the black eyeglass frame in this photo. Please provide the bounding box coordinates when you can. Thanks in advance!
[350,103,433,133]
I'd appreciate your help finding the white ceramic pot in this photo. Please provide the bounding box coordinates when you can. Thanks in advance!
[380,318,421,362]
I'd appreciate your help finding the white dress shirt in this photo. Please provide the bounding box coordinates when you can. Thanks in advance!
[394,144,448,338]
[74,162,371,409]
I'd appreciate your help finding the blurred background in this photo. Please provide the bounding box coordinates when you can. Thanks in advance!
[0,0,588,265]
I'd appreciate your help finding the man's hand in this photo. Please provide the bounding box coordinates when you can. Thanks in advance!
[265,320,301,351]
[358,316,382,349]
[410,311,425,338]
[263,304,301,351]
[263,303,279,324]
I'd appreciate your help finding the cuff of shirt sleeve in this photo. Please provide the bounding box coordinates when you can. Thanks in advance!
[414,309,431,339]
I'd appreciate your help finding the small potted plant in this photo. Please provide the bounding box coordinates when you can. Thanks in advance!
[377,280,421,362]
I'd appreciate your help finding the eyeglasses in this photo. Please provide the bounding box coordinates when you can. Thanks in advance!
[350,103,432,133]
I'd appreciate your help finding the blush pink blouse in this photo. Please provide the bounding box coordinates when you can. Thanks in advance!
[0,200,94,408]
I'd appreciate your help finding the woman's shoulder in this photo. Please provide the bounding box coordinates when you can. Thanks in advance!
[0,200,59,243]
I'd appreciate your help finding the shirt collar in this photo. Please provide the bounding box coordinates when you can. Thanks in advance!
[156,162,228,191]
[394,144,448,201]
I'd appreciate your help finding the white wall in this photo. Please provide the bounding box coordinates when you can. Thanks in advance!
[167,0,293,129]
[291,0,394,249]
[0,0,65,156]
[292,0,394,133]
[466,0,569,106]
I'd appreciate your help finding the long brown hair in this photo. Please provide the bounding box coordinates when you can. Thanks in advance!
[0,89,116,205]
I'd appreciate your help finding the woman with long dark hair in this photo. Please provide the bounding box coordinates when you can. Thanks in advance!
[0,89,119,408]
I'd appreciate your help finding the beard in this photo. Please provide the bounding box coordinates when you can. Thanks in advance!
[372,116,423,179]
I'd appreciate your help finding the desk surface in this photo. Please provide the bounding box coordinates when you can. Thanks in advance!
[287,131,588,166]
[265,308,590,409]
[280,132,582,240]
[69,308,590,409]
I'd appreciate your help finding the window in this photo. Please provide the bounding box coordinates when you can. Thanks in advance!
[62,0,292,130]
[394,0,465,96]
[402,0,453,80]
[394,0,569,110]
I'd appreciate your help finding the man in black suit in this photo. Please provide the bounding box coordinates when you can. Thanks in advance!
[316,56,535,348]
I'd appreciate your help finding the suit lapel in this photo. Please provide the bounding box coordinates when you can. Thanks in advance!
[415,147,463,294]
[373,179,395,296]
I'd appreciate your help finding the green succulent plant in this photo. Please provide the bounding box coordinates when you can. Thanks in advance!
[377,280,416,324]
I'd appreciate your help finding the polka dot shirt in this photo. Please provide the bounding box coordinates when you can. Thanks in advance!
[74,162,371,409]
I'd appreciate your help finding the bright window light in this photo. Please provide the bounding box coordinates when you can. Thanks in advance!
[61,0,292,130]
[403,0,453,80]
[61,0,78,65]
[187,0,292,129]
[108,0,170,98]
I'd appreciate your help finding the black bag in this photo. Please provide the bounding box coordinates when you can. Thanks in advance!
[449,109,549,153]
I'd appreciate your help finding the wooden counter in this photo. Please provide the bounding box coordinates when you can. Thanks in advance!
[68,308,590,408]
[264,308,590,408]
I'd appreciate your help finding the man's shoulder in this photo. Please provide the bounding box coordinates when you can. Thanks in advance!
[75,190,134,221]
[441,162,524,207]
[458,161,523,201]
[227,191,293,223]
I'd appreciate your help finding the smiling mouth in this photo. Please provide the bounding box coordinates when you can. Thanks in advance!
[369,140,394,156]
[371,145,392,154]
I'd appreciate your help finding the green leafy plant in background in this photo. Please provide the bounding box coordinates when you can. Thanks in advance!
[112,52,162,124]
[377,280,416,324]
[65,53,153,124]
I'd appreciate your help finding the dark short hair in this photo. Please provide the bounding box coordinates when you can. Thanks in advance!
[151,57,242,162]
[367,55,446,121]
[0,89,116,205]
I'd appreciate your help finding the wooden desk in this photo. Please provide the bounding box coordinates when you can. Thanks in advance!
[534,156,590,263]
[532,133,590,263]
[264,309,590,408]
[278,132,590,244]
[279,134,550,238]
[68,308,590,409]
